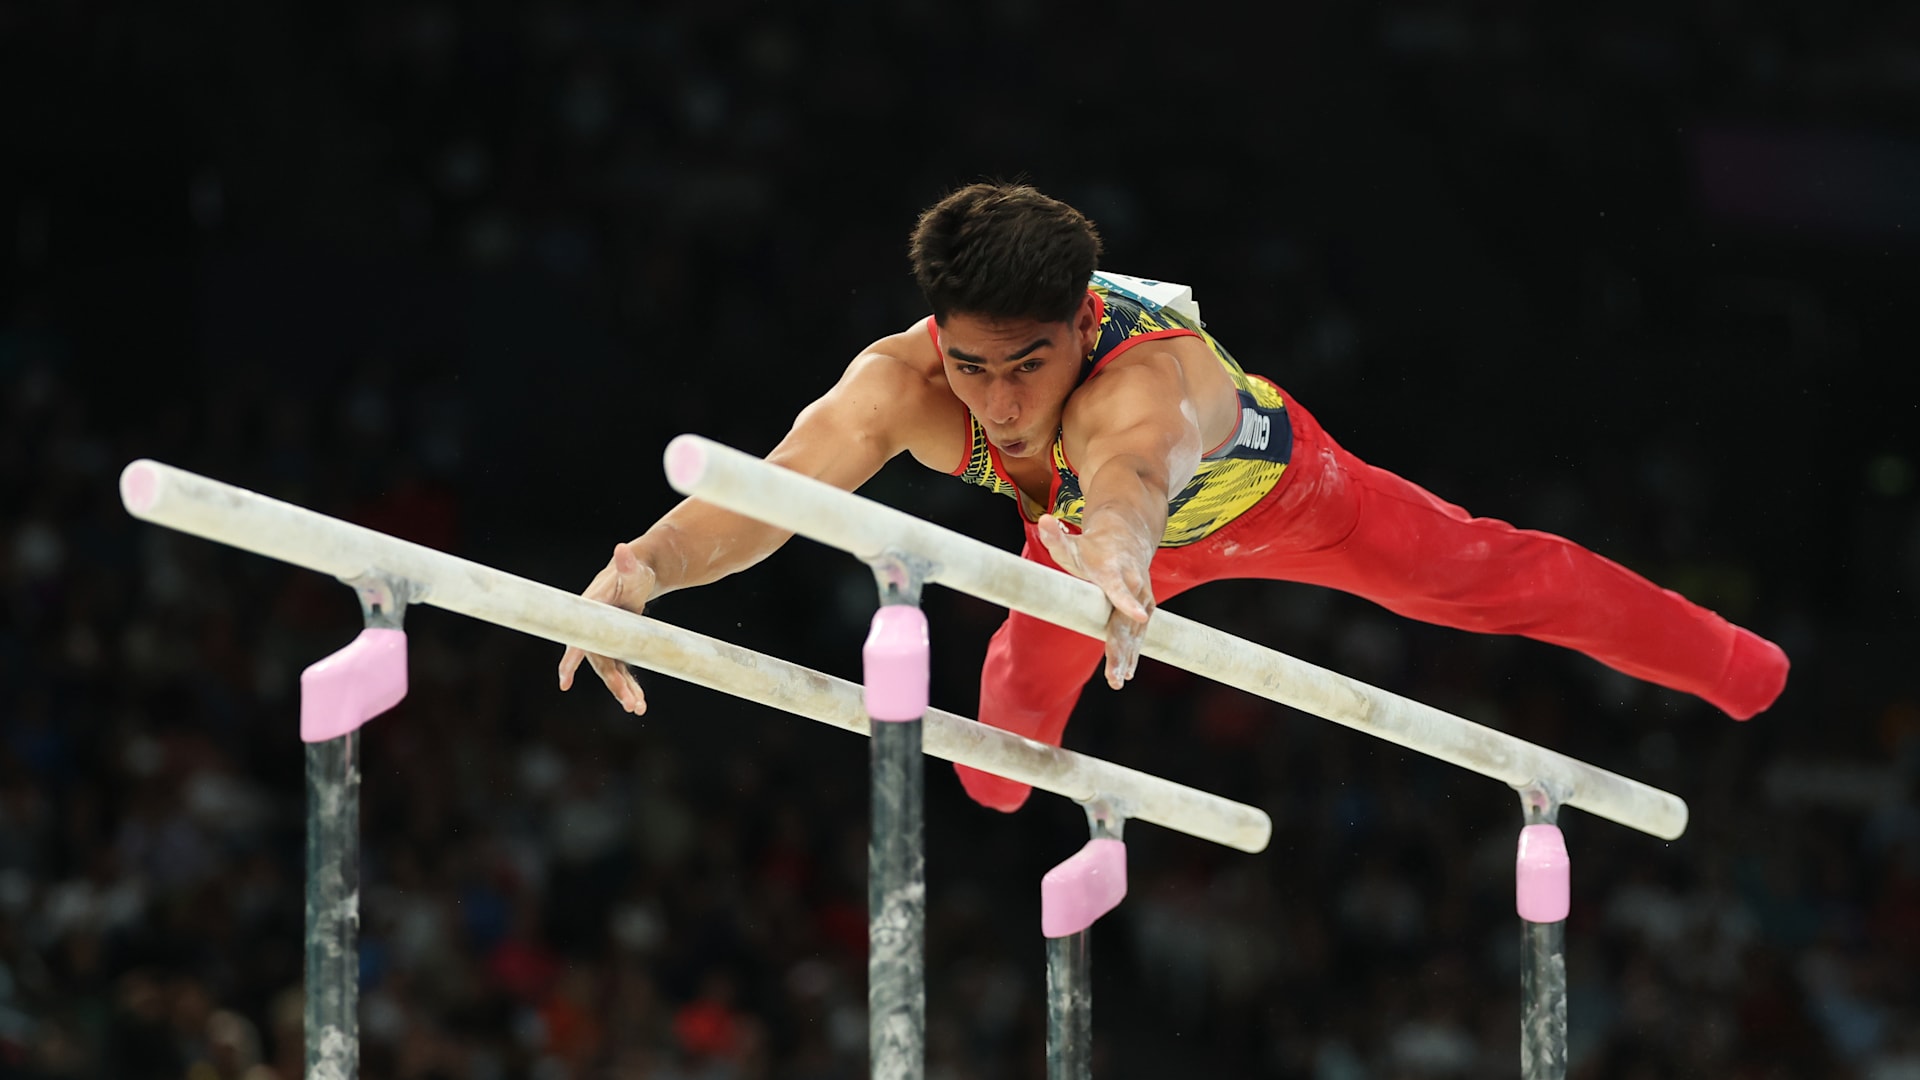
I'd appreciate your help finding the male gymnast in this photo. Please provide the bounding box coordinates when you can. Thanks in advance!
[558,182,1789,812]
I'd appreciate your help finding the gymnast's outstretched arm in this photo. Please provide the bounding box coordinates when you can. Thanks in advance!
[1038,342,1212,691]
[558,332,962,713]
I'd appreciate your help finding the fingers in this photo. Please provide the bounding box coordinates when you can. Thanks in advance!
[560,542,656,709]
[559,645,647,714]
[588,652,647,714]
[617,664,648,715]
[1104,608,1146,690]
[1100,565,1152,690]
[1087,548,1150,623]
[1102,575,1151,623]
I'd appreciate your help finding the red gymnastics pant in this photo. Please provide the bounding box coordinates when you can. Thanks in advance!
[956,395,1791,812]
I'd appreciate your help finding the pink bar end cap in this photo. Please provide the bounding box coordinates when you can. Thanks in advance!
[120,460,159,514]
[1042,838,1128,938]
[863,605,929,722]
[300,628,409,743]
[1516,823,1571,924]
[663,435,706,493]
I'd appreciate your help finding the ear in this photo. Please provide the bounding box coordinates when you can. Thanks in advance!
[1073,291,1100,353]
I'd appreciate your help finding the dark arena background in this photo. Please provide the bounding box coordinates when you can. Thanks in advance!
[3,2,1918,1078]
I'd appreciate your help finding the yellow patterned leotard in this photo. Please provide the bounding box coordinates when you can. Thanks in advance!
[939,275,1292,547]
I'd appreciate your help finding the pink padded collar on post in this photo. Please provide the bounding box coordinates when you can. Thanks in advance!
[1516,824,1571,924]
[300,628,409,742]
[863,605,929,723]
[1042,838,1129,938]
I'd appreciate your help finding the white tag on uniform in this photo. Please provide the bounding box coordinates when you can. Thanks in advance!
[1090,271,1203,326]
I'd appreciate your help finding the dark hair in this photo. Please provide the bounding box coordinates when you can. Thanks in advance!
[908,183,1103,324]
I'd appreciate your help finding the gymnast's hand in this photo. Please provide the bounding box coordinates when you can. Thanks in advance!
[557,542,656,714]
[1035,514,1154,690]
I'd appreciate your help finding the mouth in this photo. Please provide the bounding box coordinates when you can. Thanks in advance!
[999,438,1029,457]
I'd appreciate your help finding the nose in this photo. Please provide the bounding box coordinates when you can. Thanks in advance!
[985,381,1020,426]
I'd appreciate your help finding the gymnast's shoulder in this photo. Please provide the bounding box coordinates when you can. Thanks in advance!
[834,316,951,399]
[800,317,967,471]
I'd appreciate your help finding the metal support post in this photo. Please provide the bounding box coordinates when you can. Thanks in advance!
[302,575,413,1080]
[1046,798,1128,1080]
[863,553,932,1079]
[1515,780,1572,1080]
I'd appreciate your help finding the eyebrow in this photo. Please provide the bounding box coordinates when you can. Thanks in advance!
[947,337,1053,366]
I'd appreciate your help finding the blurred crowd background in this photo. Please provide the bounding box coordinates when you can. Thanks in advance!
[3,1,1918,1077]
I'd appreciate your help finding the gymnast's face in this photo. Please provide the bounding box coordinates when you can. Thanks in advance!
[938,294,1101,461]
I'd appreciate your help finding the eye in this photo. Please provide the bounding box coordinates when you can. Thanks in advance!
[1017,359,1043,373]
[956,364,984,376]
